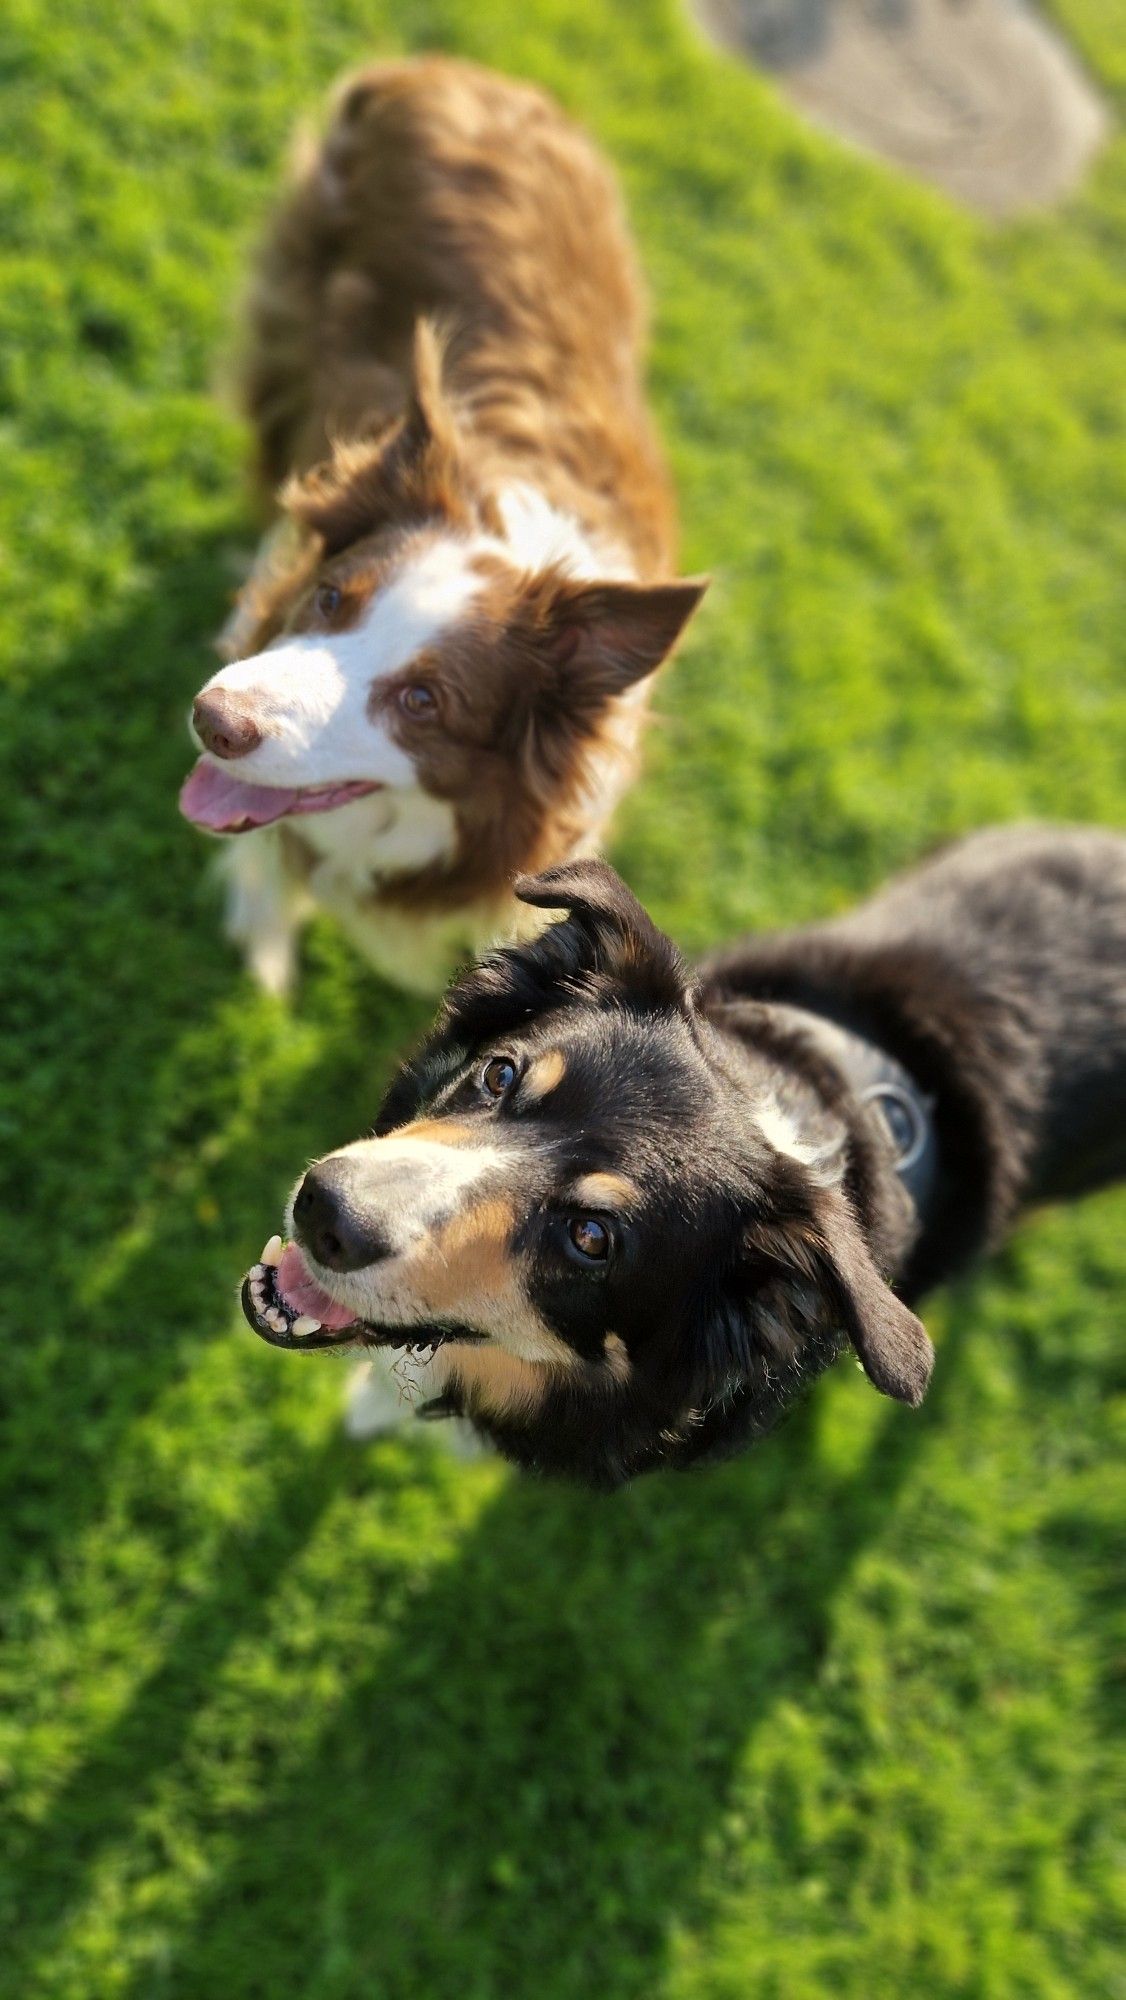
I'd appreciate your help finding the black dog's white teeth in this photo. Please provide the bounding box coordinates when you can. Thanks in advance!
[243,1243,323,1341]
[248,1265,273,1324]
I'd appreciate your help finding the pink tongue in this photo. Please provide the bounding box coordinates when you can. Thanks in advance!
[180,759,303,832]
[275,1243,359,1329]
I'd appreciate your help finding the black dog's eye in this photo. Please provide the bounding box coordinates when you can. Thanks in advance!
[316,583,342,618]
[567,1215,611,1263]
[481,1056,517,1099]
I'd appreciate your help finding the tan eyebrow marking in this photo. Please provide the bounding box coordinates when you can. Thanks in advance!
[400,1118,475,1147]
[570,1171,638,1210]
[522,1050,567,1102]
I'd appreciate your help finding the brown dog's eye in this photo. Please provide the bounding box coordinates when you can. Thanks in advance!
[482,1056,517,1099]
[316,583,342,618]
[568,1216,611,1263]
[399,684,437,718]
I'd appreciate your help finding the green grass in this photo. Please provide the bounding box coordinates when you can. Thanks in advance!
[2,1,1124,1994]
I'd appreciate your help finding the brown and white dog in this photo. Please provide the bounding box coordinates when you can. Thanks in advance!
[180,58,704,993]
[240,825,1126,1485]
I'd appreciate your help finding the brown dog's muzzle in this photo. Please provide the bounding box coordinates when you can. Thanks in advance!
[192,688,263,761]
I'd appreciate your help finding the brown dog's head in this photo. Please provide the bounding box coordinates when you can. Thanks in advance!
[181,323,705,909]
[242,863,934,1485]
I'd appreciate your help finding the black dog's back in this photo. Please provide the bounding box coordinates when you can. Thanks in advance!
[834,827,1126,1204]
[703,825,1126,1244]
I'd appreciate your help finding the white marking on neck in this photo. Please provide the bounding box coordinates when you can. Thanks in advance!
[496,482,636,582]
[294,788,456,886]
[758,1101,843,1183]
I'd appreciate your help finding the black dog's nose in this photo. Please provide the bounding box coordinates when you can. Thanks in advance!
[293,1159,392,1272]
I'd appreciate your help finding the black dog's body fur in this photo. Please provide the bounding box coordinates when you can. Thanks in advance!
[277,824,1126,1486]
[704,823,1126,1292]
[673,822,1126,1467]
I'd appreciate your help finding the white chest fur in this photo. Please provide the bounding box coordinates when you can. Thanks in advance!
[294,787,457,891]
[219,794,470,995]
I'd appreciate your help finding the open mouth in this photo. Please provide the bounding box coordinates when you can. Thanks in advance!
[241,1237,366,1349]
[180,758,384,834]
[240,1237,485,1357]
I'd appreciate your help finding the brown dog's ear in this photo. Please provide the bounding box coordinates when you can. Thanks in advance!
[819,1219,935,1407]
[515,860,686,1006]
[399,318,457,459]
[284,319,468,553]
[531,574,708,699]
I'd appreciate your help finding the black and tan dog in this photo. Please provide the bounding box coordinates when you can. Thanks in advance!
[241,825,1126,1485]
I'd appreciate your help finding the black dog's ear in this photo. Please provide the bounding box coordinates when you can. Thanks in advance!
[374,865,684,1137]
[515,857,655,933]
[746,1197,935,1408]
[515,860,685,1006]
[817,1214,935,1407]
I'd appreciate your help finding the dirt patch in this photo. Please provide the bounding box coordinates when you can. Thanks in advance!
[692,0,1108,217]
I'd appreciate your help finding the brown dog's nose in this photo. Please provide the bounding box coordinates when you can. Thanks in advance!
[192,689,263,761]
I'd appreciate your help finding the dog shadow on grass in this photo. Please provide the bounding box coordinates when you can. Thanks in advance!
[110,1330,983,2000]
[108,1341,973,2000]
[11,1337,971,2000]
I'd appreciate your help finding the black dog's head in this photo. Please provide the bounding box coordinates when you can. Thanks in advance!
[242,863,933,1484]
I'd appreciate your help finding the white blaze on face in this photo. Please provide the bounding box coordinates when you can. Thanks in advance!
[313,1132,508,1259]
[194,496,638,799]
[283,1129,572,1366]
[195,537,489,790]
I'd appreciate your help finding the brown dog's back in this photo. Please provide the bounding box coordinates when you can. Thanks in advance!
[239,57,675,575]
